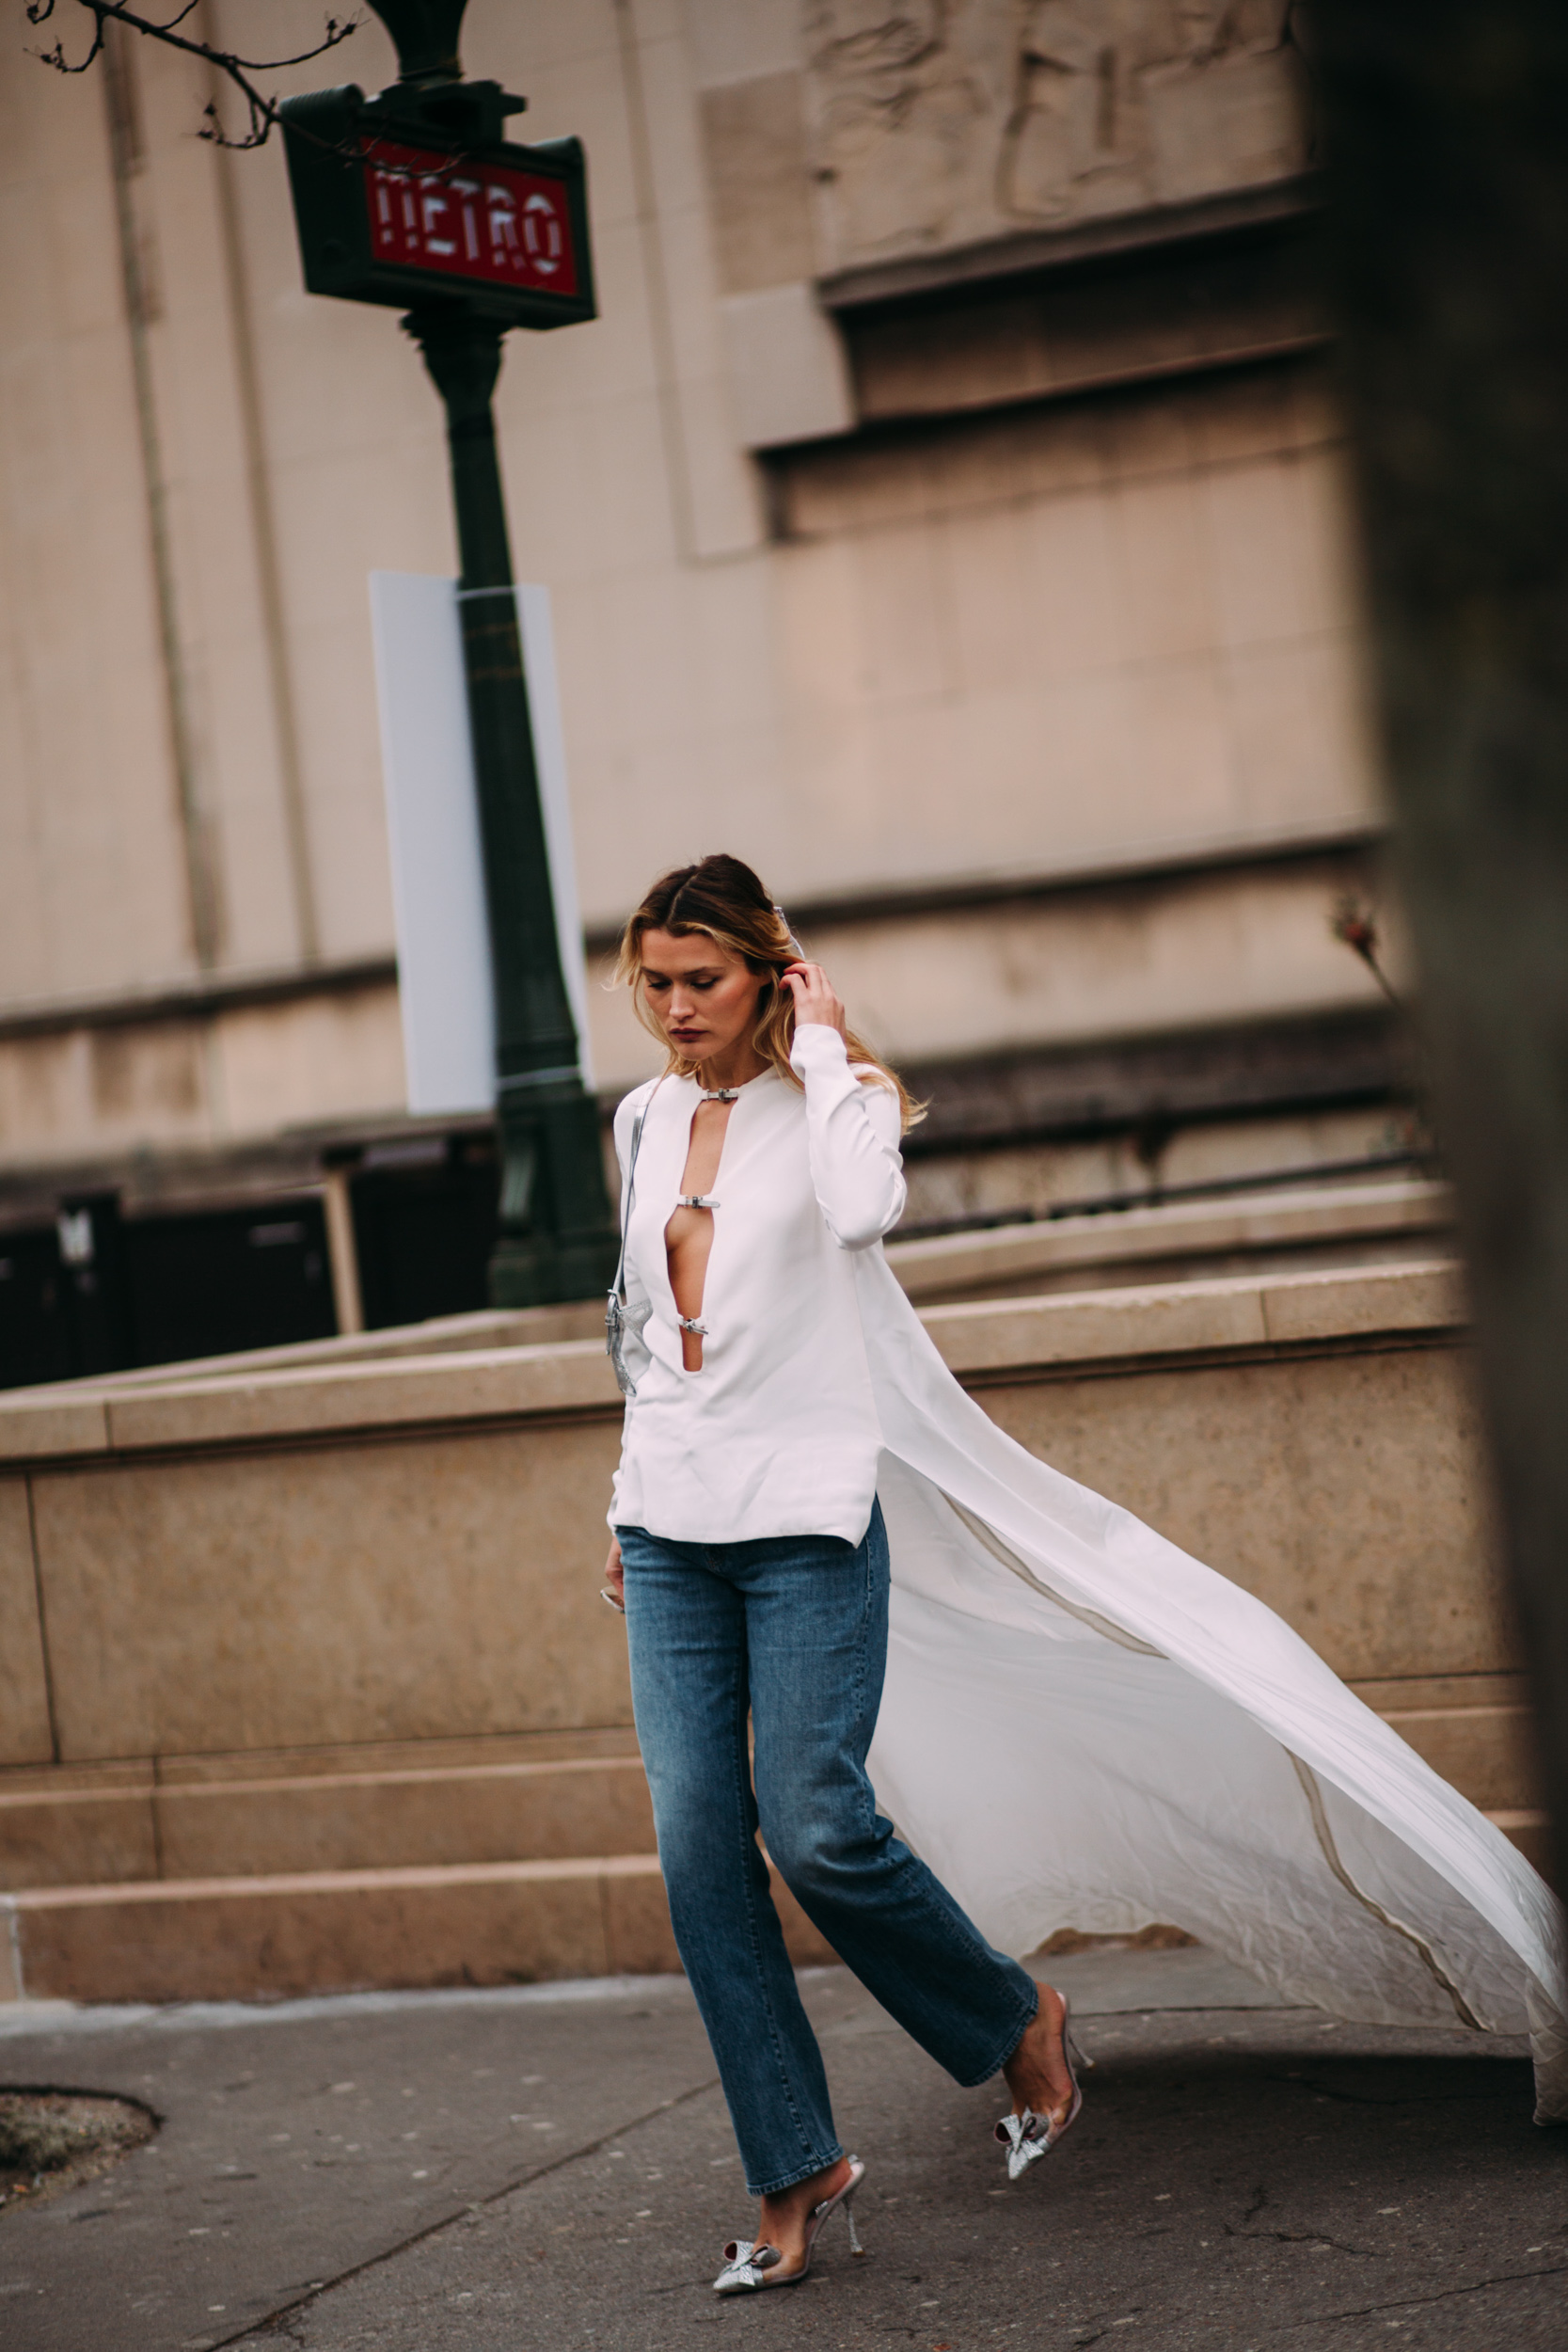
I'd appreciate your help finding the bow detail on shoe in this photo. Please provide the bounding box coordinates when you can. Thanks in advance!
[713,2239,784,2293]
[994,2091,1083,2178]
[994,2108,1053,2179]
[711,2156,868,2293]
[994,1993,1091,2180]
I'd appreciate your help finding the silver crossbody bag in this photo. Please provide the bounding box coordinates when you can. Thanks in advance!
[605,1080,662,1398]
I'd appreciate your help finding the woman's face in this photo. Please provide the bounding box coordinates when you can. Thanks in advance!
[638,928,765,1064]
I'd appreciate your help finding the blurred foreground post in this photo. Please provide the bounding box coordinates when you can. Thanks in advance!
[1310,1,1568,1882]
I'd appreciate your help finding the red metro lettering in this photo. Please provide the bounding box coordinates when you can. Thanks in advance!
[363,142,578,296]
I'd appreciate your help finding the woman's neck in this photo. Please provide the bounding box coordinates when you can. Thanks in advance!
[693,1040,769,1091]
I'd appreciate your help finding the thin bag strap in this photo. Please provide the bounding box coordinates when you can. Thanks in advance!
[610,1074,665,1306]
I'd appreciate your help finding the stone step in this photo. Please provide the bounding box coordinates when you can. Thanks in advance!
[1372,1704,1545,1815]
[0,1814,1544,2007]
[1,1704,1544,1897]
[0,1752,657,1892]
[0,1855,836,2005]
[1486,1810,1554,1883]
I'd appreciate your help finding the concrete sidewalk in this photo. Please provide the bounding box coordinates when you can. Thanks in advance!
[0,1946,1562,2351]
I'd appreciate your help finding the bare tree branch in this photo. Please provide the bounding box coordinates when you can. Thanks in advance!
[1329,891,1403,1008]
[24,0,363,149]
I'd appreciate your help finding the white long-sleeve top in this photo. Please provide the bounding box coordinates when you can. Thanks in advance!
[608,1022,906,1545]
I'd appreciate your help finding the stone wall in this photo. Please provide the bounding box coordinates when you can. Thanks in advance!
[0,2,1394,1239]
[0,1256,1545,2002]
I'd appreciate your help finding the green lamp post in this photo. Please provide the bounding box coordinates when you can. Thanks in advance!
[279,0,619,1308]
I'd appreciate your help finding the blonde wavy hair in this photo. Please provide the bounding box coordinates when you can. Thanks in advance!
[614,853,924,1133]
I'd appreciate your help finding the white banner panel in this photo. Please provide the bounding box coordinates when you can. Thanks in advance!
[370,571,594,1116]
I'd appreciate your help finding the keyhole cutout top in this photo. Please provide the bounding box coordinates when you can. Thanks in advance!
[666,1096,735,1370]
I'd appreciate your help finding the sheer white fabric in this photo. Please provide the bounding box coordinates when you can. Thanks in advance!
[611,1027,1568,2120]
[853,1250,1568,2122]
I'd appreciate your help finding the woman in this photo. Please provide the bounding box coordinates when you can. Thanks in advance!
[603,855,1568,2295]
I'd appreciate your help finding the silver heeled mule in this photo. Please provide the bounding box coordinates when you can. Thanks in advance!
[995,1994,1094,2181]
[712,2156,866,2294]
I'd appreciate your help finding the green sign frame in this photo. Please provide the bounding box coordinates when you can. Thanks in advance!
[280,89,596,331]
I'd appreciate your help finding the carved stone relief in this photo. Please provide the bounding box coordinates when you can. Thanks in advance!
[801,1,1310,274]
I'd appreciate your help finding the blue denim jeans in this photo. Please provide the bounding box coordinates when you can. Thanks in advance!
[616,1500,1038,2195]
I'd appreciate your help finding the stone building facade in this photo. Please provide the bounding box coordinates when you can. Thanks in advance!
[0,0,1403,1379]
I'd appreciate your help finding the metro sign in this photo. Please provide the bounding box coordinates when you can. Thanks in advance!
[281,110,595,330]
[363,142,579,298]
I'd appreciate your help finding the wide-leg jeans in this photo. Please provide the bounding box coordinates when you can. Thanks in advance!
[616,1501,1039,2195]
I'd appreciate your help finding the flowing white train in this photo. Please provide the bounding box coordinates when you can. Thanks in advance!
[852,1250,1568,2123]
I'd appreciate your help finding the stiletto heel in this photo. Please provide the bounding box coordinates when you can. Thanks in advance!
[713,2156,867,2293]
[994,1993,1092,2181]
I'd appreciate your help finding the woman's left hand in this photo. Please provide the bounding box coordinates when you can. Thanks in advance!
[782,961,847,1040]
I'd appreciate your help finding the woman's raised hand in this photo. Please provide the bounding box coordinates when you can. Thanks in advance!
[782,961,847,1041]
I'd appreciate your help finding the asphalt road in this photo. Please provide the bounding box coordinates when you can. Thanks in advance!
[0,1947,1562,2352]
